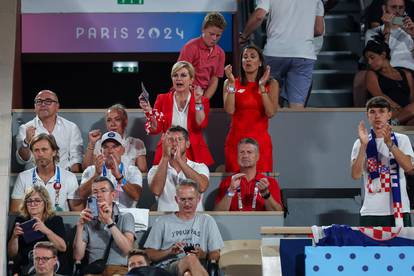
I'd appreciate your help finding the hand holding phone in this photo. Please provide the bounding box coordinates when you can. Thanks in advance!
[392,16,404,26]
[87,196,99,219]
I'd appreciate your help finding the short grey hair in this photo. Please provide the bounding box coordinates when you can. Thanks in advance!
[176,180,200,194]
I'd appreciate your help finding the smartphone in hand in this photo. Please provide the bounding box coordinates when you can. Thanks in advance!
[87,196,99,219]
[20,218,45,243]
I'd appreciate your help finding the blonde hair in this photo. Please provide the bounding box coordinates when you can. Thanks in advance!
[202,12,227,30]
[171,61,195,80]
[20,185,55,220]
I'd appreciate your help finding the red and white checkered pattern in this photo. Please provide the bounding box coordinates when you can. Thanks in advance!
[144,109,165,134]
[358,226,402,241]
[367,157,378,173]
[367,171,391,193]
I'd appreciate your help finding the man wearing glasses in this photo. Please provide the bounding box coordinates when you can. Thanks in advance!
[33,241,63,276]
[144,181,223,276]
[74,176,135,276]
[16,89,83,172]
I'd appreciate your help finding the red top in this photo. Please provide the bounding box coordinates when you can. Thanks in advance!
[147,90,214,166]
[178,37,225,90]
[215,173,282,211]
[224,78,273,172]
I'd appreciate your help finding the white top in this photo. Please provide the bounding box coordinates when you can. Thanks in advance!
[11,166,79,211]
[313,0,325,55]
[16,115,83,171]
[81,164,143,208]
[94,135,146,168]
[366,26,414,71]
[256,0,320,60]
[351,133,414,216]
[171,93,191,130]
[147,159,209,211]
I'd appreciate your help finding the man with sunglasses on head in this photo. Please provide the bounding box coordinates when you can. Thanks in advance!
[16,90,83,172]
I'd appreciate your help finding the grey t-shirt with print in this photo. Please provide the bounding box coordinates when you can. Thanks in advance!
[144,213,224,263]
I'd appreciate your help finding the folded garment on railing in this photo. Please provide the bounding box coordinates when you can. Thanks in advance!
[119,208,149,232]
[311,224,414,246]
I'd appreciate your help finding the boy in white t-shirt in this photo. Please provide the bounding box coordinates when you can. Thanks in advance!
[351,96,414,226]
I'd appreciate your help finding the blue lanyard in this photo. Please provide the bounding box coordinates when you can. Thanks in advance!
[32,166,60,185]
[102,162,127,189]
[32,166,62,210]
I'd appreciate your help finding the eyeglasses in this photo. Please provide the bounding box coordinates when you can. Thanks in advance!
[92,188,110,196]
[26,198,43,205]
[34,256,55,263]
[390,5,405,10]
[34,99,58,106]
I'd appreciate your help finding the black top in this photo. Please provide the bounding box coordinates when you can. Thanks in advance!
[9,215,66,274]
[375,69,411,107]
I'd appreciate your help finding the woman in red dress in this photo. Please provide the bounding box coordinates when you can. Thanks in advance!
[139,61,214,166]
[223,45,279,172]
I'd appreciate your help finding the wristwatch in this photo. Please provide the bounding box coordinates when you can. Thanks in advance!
[226,189,235,197]
[227,85,236,94]
[107,222,116,229]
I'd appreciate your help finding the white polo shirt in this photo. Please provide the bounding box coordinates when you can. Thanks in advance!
[16,115,84,171]
[81,164,142,208]
[11,166,79,211]
[148,159,209,211]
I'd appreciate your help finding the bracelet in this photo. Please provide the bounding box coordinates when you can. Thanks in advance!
[227,85,236,94]
[262,192,271,200]
[195,104,204,111]
[226,189,235,197]
[22,139,29,148]
[116,175,124,181]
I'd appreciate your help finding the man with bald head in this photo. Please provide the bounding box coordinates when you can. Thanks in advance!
[16,90,83,172]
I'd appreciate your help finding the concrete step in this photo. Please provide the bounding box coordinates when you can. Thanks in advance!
[315,51,359,70]
[307,89,353,107]
[321,32,363,55]
[312,69,356,90]
[324,15,359,33]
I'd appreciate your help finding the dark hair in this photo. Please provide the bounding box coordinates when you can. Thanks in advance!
[366,96,392,111]
[93,176,115,191]
[176,180,200,194]
[168,125,189,142]
[238,137,260,152]
[34,241,58,257]
[29,133,60,164]
[202,12,227,30]
[240,44,267,86]
[363,33,391,60]
[128,249,151,265]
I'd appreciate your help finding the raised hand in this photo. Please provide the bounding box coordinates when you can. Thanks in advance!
[379,123,393,147]
[161,133,172,159]
[194,85,204,102]
[109,154,121,178]
[94,154,104,175]
[229,173,246,192]
[259,65,271,87]
[78,208,93,225]
[25,126,36,144]
[358,121,369,146]
[257,178,270,194]
[224,64,235,84]
[139,98,152,113]
[88,129,102,146]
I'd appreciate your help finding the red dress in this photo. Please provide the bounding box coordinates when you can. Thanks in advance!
[146,90,214,166]
[225,78,273,172]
